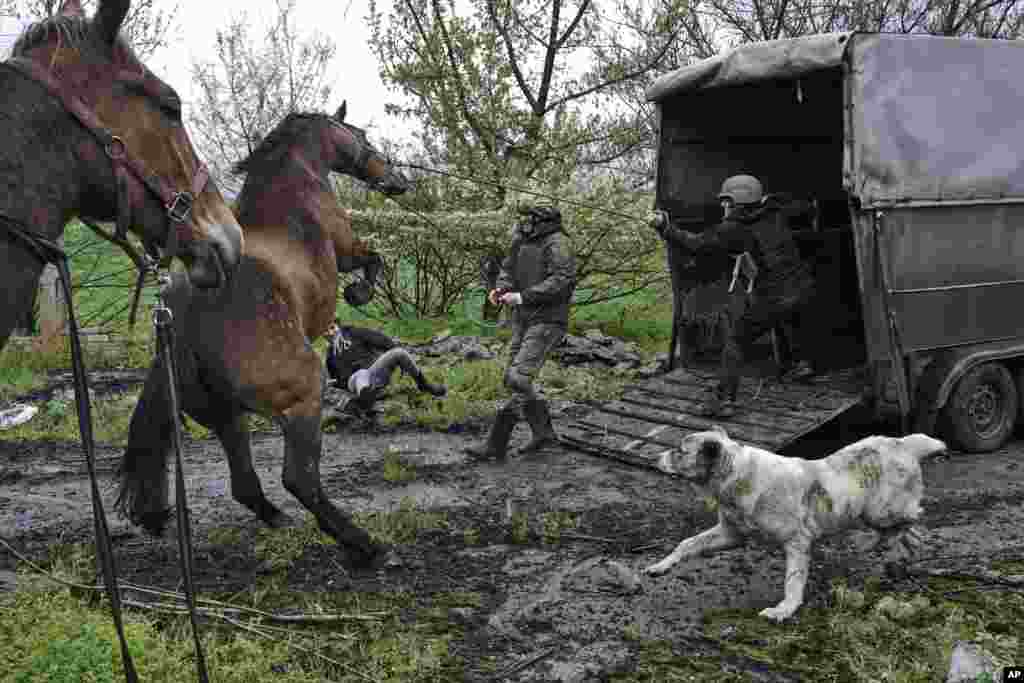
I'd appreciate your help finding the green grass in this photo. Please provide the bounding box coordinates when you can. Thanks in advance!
[0,582,462,682]
[353,498,449,546]
[614,576,1024,682]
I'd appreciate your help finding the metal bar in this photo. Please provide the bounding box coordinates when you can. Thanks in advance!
[899,334,1024,354]
[864,197,1024,209]
[891,279,1024,295]
[667,135,838,144]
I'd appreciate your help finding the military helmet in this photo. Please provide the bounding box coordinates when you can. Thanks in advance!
[518,204,562,226]
[343,279,374,307]
[718,175,763,205]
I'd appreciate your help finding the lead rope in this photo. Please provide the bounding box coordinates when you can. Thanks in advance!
[52,253,140,683]
[150,260,210,682]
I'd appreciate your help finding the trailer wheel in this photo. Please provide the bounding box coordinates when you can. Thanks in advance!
[941,362,1018,453]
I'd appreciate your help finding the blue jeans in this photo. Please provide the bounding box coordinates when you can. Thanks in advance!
[347,348,420,398]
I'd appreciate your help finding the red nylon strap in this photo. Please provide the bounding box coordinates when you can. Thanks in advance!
[5,57,209,238]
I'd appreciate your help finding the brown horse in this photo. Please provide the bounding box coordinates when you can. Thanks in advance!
[117,103,409,567]
[0,0,243,351]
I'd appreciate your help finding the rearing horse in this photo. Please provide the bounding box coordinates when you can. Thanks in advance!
[117,103,408,568]
[0,0,243,351]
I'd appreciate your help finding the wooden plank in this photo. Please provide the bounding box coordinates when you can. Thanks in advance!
[593,400,786,449]
[562,363,866,468]
[655,372,859,412]
[619,391,817,431]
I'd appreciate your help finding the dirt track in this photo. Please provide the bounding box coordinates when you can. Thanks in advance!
[1,371,1023,681]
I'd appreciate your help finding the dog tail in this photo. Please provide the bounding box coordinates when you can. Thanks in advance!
[901,433,947,460]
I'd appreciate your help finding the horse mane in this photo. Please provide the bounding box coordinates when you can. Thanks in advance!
[11,12,119,58]
[232,112,332,176]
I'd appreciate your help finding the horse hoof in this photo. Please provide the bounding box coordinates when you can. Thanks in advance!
[348,543,400,571]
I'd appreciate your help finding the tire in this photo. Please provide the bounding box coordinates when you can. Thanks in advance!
[940,361,1018,453]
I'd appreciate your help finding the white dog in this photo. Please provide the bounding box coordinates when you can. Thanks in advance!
[643,426,945,621]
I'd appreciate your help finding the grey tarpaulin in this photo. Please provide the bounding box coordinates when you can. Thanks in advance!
[848,34,1024,204]
[649,32,1024,204]
[646,32,853,102]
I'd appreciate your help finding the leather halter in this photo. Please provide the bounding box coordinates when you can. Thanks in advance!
[2,56,211,266]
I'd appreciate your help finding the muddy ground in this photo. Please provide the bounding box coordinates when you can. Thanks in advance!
[1,369,1023,682]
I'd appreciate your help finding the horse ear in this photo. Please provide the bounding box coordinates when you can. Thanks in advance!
[59,0,85,16]
[93,0,130,45]
[335,101,347,123]
[711,424,728,438]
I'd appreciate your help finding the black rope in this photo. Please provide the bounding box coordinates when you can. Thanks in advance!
[1,216,140,683]
[153,269,210,682]
[396,162,650,224]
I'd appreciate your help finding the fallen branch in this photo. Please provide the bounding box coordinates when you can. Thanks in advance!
[488,647,556,681]
[219,614,372,683]
[121,598,384,624]
[560,532,618,544]
[903,566,1024,587]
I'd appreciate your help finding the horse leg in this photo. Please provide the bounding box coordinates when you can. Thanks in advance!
[279,398,384,567]
[116,358,174,535]
[212,412,293,529]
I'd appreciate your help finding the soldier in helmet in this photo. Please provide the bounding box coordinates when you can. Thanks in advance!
[465,205,577,460]
[651,175,816,418]
[324,319,447,418]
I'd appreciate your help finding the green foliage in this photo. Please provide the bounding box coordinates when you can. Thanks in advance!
[508,510,530,544]
[617,577,1023,682]
[353,498,449,545]
[0,392,137,445]
[0,585,459,682]
[382,449,417,483]
[14,623,114,683]
[541,510,578,545]
[348,183,664,320]
[0,364,45,405]
[254,516,337,572]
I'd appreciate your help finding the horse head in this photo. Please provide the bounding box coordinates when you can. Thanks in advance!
[8,0,243,288]
[330,101,410,196]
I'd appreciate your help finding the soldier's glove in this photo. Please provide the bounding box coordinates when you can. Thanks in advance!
[488,288,507,306]
[499,291,523,306]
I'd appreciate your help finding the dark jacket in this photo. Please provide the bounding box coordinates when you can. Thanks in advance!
[662,202,813,298]
[496,218,576,327]
[326,325,396,385]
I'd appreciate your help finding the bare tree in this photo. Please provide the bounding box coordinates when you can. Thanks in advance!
[188,0,336,194]
[675,0,1024,45]
[11,0,179,60]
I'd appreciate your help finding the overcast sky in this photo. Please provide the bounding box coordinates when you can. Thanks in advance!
[145,0,416,144]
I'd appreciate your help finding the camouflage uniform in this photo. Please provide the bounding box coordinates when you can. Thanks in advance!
[466,206,576,459]
[659,199,815,415]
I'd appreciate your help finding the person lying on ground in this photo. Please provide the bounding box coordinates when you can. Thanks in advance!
[324,321,447,416]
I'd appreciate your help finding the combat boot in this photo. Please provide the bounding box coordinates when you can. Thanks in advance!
[464,407,517,461]
[516,399,558,456]
[413,370,447,397]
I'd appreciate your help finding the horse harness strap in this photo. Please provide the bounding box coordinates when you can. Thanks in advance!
[3,57,211,265]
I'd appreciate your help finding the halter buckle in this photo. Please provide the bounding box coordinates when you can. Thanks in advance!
[105,135,127,159]
[166,192,194,223]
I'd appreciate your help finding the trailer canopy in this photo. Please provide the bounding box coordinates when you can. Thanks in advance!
[649,33,1024,205]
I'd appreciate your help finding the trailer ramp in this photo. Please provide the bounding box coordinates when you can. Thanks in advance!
[560,366,865,467]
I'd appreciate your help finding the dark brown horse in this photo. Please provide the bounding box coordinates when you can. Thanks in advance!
[0,0,244,351]
[117,103,408,567]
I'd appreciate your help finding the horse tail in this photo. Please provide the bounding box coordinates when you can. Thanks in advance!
[116,358,176,535]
